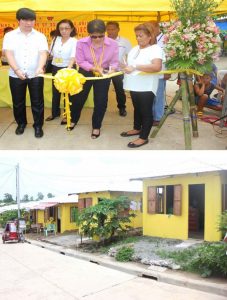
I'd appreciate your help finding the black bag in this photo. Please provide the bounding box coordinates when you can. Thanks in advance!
[44,37,57,73]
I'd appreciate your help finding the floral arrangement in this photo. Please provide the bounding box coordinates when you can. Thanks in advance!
[162,18,221,72]
[162,0,223,73]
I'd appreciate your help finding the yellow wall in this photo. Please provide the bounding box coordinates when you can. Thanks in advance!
[78,191,142,228]
[143,171,223,242]
[59,203,78,233]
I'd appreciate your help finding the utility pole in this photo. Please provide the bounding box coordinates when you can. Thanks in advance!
[16,163,20,219]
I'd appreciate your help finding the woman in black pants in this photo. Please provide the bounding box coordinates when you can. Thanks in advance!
[45,19,77,124]
[69,19,119,138]
[121,23,163,148]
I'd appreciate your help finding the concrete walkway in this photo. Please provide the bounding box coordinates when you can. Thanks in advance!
[1,58,227,150]
[25,234,227,298]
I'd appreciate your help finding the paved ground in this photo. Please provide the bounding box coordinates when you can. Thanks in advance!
[0,58,227,150]
[22,232,227,298]
[1,240,226,300]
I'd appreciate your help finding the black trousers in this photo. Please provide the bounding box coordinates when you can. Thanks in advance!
[9,76,44,128]
[70,69,111,129]
[51,66,76,117]
[111,74,126,110]
[130,91,155,140]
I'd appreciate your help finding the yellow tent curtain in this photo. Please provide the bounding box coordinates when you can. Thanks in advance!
[0,0,226,13]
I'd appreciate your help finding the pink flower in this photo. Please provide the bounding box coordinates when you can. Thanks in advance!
[182,34,190,41]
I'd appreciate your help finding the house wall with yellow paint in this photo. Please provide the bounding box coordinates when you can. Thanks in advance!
[142,171,225,242]
[59,203,78,233]
[78,191,142,228]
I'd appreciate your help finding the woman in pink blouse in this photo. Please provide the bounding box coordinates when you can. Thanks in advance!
[70,19,119,138]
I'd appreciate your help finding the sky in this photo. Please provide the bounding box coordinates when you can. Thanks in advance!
[0,150,227,200]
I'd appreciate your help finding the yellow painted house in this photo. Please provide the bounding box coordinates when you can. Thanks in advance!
[77,189,142,228]
[30,194,79,234]
[133,167,227,242]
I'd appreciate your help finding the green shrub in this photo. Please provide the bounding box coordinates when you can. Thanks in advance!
[217,210,227,237]
[188,242,227,277]
[115,246,134,262]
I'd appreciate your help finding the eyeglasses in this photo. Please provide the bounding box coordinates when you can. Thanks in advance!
[59,27,71,31]
[90,35,105,39]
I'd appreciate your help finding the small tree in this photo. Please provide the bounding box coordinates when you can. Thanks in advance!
[37,192,44,200]
[3,193,14,203]
[77,197,136,243]
[47,193,55,198]
[0,209,26,227]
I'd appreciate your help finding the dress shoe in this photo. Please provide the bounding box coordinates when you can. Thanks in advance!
[34,127,44,138]
[127,139,148,148]
[119,108,127,117]
[15,125,26,135]
[121,130,140,137]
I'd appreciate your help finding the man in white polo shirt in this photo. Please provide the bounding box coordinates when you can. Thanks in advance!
[3,8,48,138]
[106,21,132,117]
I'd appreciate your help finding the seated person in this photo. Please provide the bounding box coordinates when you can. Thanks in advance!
[194,73,225,117]
[221,73,227,90]
[210,63,218,85]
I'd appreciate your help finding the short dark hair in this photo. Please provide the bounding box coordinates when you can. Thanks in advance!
[106,21,120,29]
[16,8,36,21]
[87,19,106,34]
[55,19,77,37]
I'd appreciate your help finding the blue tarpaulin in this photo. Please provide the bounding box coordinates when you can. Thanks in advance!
[215,21,227,30]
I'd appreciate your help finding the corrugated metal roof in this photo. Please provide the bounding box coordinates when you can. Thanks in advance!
[130,159,227,181]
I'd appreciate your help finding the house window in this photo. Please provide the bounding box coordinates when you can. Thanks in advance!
[70,207,79,222]
[222,184,227,211]
[147,185,182,215]
[156,186,164,213]
[78,197,92,211]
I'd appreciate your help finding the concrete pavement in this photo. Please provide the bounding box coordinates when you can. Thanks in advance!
[25,234,227,298]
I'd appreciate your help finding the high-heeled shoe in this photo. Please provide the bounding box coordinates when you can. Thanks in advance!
[67,123,76,131]
[91,129,100,139]
[60,119,67,125]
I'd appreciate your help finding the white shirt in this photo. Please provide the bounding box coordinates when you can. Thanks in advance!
[115,36,132,63]
[3,28,48,78]
[51,36,77,68]
[123,44,163,94]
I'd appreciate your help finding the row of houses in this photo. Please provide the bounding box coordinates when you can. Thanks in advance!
[1,163,227,242]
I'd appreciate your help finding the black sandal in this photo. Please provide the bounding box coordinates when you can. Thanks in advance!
[91,129,100,139]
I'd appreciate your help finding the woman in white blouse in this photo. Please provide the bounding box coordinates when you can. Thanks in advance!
[45,19,77,124]
[121,23,163,148]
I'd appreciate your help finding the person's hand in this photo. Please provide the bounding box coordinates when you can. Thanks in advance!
[15,69,26,80]
[35,68,44,76]
[92,66,103,76]
[124,65,135,74]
